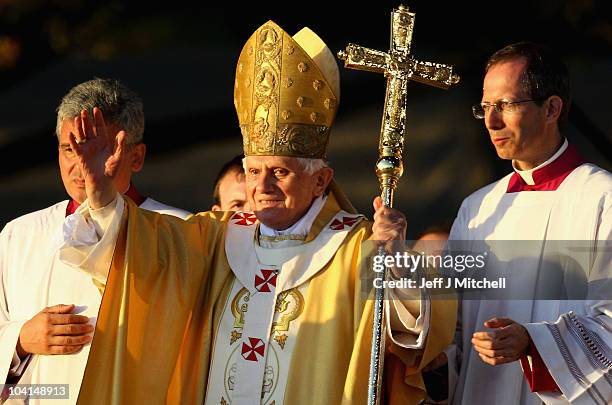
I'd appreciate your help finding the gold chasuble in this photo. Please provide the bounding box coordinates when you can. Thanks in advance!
[75,21,455,405]
[76,190,455,405]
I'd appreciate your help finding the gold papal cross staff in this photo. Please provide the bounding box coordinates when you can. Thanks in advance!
[338,5,460,404]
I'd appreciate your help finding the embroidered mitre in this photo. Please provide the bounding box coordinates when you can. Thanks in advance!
[234,21,340,158]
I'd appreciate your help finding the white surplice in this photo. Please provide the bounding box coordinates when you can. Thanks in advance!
[0,197,190,405]
[448,142,612,405]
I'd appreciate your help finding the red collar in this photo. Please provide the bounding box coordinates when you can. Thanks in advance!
[65,183,147,216]
[65,199,80,217]
[506,143,585,193]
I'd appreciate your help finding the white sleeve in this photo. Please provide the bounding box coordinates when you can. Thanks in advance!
[446,200,469,403]
[385,285,430,349]
[382,198,469,355]
[525,199,612,405]
[0,224,31,382]
[0,321,30,383]
[525,306,612,405]
[7,331,31,377]
[59,194,124,284]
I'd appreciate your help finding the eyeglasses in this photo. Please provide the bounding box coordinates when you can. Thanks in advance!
[472,99,541,119]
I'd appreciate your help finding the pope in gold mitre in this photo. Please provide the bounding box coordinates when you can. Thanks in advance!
[59,20,456,405]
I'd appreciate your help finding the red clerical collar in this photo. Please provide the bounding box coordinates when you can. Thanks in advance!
[65,183,147,217]
[506,143,586,193]
[65,200,80,217]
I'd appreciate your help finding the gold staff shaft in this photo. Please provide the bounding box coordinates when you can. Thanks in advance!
[338,5,459,404]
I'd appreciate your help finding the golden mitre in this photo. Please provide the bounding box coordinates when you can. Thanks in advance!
[234,21,340,158]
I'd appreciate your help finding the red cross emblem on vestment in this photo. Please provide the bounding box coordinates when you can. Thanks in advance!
[231,212,257,226]
[329,216,359,231]
[254,269,277,292]
[241,337,265,362]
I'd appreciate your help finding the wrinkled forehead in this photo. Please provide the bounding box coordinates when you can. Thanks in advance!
[244,155,303,170]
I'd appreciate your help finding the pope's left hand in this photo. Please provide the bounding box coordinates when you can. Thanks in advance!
[472,317,530,366]
[371,196,407,242]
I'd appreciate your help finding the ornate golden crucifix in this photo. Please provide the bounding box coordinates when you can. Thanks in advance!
[338,5,459,404]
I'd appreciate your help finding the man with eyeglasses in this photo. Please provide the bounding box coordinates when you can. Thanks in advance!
[446,42,611,404]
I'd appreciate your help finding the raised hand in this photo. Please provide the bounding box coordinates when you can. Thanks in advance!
[16,304,94,356]
[67,107,127,208]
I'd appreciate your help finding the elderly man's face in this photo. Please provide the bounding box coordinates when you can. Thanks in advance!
[245,156,332,230]
[482,58,550,170]
[58,118,145,203]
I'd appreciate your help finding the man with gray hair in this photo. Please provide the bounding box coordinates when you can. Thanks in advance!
[0,78,190,404]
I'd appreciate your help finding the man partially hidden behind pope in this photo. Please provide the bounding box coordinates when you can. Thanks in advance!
[59,21,455,404]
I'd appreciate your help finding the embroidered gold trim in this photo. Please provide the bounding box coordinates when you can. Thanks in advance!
[231,287,250,329]
[234,21,338,158]
[230,330,242,345]
[272,288,305,333]
[273,333,288,349]
[231,287,305,333]
[259,233,307,242]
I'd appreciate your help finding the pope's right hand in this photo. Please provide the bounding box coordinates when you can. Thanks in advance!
[16,304,94,356]
[68,107,126,209]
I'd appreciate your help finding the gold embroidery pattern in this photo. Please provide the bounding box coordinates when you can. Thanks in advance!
[274,334,288,349]
[231,287,250,329]
[272,124,328,158]
[234,21,338,158]
[259,233,307,242]
[230,287,305,333]
[230,330,242,345]
[250,24,282,156]
[220,397,228,405]
[271,289,305,332]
